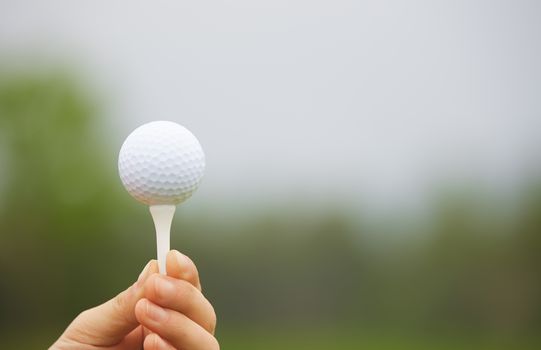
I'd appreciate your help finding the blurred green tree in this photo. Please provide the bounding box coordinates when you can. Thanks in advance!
[0,71,149,331]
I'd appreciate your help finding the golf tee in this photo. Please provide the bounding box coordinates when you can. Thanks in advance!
[149,204,176,274]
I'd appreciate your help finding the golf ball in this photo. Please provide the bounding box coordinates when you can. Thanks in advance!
[118,121,205,205]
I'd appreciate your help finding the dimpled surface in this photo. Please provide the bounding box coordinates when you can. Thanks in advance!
[118,121,205,205]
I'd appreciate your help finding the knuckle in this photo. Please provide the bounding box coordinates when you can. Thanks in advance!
[113,291,128,313]
[75,309,90,322]
[174,280,195,301]
[153,277,195,305]
[145,274,158,292]
[111,291,134,324]
[183,266,198,282]
[171,326,190,345]
[148,274,161,299]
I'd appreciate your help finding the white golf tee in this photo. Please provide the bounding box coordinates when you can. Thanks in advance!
[149,205,176,274]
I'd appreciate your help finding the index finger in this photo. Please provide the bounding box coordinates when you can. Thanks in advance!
[166,250,202,291]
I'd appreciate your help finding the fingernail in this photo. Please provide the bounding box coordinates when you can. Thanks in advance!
[174,250,187,269]
[145,300,168,322]
[138,261,152,282]
[134,261,152,290]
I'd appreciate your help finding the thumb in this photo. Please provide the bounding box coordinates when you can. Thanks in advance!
[58,260,158,347]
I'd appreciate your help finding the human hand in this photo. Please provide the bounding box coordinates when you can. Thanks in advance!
[50,250,218,350]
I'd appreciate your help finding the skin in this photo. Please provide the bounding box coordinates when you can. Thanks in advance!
[50,250,218,350]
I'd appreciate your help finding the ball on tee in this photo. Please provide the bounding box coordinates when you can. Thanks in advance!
[118,121,205,206]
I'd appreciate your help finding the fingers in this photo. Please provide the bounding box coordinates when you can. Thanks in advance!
[143,333,176,350]
[141,251,217,349]
[136,299,219,350]
[144,273,217,334]
[166,250,202,290]
[57,260,158,347]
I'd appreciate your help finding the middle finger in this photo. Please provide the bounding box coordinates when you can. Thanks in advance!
[144,273,216,334]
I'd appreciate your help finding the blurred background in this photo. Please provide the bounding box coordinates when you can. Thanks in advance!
[1,1,540,349]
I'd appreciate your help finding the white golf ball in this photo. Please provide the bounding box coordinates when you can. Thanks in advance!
[118,121,205,205]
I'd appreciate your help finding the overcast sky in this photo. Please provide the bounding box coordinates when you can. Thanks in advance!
[1,0,540,212]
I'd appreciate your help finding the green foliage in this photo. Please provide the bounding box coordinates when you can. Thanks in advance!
[0,71,540,349]
[0,71,148,327]
[0,72,122,239]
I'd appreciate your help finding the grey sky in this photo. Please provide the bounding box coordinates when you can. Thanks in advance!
[1,0,540,212]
